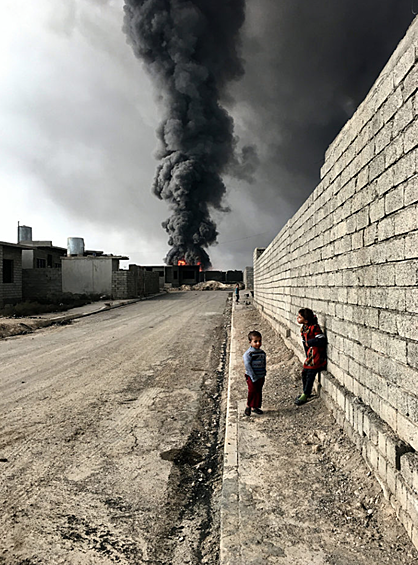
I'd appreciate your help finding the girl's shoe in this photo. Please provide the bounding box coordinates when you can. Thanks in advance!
[253,408,263,415]
[295,394,308,405]
[244,407,251,416]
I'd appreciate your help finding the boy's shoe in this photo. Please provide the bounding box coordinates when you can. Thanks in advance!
[253,408,263,415]
[244,407,251,416]
[295,394,308,405]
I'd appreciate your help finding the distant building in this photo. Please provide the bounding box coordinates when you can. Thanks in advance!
[144,265,200,288]
[244,267,254,290]
[62,255,128,296]
[0,241,30,308]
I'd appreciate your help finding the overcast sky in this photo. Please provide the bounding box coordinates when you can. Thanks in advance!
[0,0,414,269]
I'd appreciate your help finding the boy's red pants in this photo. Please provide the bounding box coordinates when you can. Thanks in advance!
[245,375,265,408]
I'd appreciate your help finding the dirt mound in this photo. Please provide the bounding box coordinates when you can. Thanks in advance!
[179,281,235,291]
[0,318,54,339]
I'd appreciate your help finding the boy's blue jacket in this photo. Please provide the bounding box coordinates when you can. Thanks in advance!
[243,346,266,382]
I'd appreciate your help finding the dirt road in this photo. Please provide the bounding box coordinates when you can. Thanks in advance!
[0,291,231,565]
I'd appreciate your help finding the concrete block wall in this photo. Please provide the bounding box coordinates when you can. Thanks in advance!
[112,265,143,299]
[112,267,160,299]
[112,271,131,299]
[253,17,418,546]
[0,246,23,307]
[22,269,62,300]
[144,271,159,296]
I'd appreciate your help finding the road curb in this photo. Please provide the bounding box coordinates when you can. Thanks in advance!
[220,300,242,565]
[35,294,163,325]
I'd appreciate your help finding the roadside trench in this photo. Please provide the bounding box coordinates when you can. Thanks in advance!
[147,297,232,565]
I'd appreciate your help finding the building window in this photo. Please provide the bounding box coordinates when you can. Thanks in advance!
[47,254,53,267]
[3,259,13,283]
[146,267,153,271]
[36,258,46,268]
[173,271,178,279]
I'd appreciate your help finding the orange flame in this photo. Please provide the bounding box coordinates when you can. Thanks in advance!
[177,258,203,272]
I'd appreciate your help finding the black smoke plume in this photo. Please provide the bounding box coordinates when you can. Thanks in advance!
[123,0,248,268]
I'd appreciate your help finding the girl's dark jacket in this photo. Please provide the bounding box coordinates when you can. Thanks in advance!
[301,320,327,370]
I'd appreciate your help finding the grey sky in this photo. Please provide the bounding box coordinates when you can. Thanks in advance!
[0,0,414,269]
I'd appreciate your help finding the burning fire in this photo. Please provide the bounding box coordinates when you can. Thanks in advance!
[177,259,204,272]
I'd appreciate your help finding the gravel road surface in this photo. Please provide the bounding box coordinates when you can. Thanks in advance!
[0,291,231,565]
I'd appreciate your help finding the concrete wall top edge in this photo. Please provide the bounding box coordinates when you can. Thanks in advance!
[323,16,418,168]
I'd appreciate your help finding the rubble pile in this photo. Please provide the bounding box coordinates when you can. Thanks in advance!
[180,281,237,291]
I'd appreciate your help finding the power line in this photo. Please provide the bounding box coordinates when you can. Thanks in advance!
[216,231,272,246]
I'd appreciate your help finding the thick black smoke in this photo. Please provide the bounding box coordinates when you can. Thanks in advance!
[233,1,415,213]
[123,0,248,268]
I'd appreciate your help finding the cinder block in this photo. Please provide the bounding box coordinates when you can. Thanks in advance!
[393,151,416,186]
[382,87,404,123]
[393,97,414,138]
[395,260,418,286]
[369,198,385,224]
[375,121,393,154]
[407,487,418,527]
[364,224,378,247]
[405,229,418,259]
[397,413,418,452]
[356,166,369,190]
[376,167,395,196]
[394,44,416,87]
[407,341,418,370]
[367,441,379,470]
[380,398,398,430]
[396,472,409,509]
[378,426,387,456]
[394,206,418,236]
[379,309,398,334]
[385,185,405,214]
[378,453,388,484]
[362,410,371,439]
[386,462,397,495]
[385,288,406,311]
[403,63,418,102]
[388,336,408,365]
[406,288,418,313]
[397,314,417,341]
[376,262,396,285]
[369,153,386,181]
[398,505,414,538]
[386,433,412,470]
[374,73,395,111]
[358,143,374,170]
[404,119,418,154]
[401,452,418,493]
[377,216,395,242]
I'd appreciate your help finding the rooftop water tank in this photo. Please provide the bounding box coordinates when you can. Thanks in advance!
[18,225,32,243]
[67,237,85,256]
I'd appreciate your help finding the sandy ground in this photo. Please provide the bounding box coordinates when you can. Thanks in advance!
[2,292,418,564]
[229,299,418,564]
[0,292,230,565]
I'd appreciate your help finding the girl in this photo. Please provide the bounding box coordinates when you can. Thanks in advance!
[295,308,327,405]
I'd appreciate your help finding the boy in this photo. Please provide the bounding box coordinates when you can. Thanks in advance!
[243,330,266,416]
[295,308,327,405]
